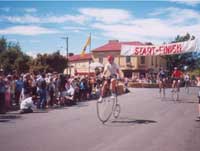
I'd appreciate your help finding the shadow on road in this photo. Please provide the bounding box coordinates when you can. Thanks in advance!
[74,102,89,108]
[112,119,157,124]
[159,97,198,104]
[0,113,22,123]
[33,110,49,113]
[104,117,157,127]
[174,100,198,104]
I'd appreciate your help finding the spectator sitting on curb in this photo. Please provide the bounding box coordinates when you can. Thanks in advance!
[19,95,37,114]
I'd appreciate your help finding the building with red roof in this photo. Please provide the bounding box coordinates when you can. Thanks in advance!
[92,40,144,52]
[68,53,92,62]
[67,40,166,77]
[92,40,166,78]
[66,53,94,76]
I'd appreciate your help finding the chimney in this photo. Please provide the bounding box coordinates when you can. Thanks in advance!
[108,40,119,43]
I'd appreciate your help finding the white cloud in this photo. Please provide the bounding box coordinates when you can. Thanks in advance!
[1,14,87,24]
[1,7,200,44]
[0,8,132,25]
[44,15,87,24]
[63,26,87,33]
[0,7,10,12]
[8,39,18,43]
[26,51,38,58]
[150,7,200,24]
[0,25,60,35]
[79,8,132,24]
[24,8,37,13]
[169,0,200,6]
[2,14,41,23]
[79,7,200,43]
[91,15,200,44]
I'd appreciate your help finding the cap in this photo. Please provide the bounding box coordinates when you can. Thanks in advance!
[107,55,114,61]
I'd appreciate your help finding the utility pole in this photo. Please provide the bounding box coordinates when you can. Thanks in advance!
[61,36,69,75]
[88,33,91,77]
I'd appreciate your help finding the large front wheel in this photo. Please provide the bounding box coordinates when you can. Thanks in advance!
[96,97,115,123]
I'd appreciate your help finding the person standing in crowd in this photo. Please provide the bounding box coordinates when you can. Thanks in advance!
[196,75,200,119]
[31,75,38,98]
[10,75,16,106]
[5,75,12,110]
[23,74,32,98]
[37,73,47,109]
[0,69,6,114]
[15,76,24,106]
[184,72,190,87]
[79,77,87,101]
[48,77,55,107]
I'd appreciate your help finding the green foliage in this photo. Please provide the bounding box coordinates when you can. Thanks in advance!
[30,51,67,73]
[163,33,199,72]
[0,36,68,75]
[0,37,31,74]
[0,36,7,53]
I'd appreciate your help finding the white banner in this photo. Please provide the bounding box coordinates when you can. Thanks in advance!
[121,39,200,56]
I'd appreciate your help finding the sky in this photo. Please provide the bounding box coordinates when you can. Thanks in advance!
[0,0,200,57]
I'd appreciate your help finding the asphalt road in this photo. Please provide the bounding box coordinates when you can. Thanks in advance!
[0,87,200,151]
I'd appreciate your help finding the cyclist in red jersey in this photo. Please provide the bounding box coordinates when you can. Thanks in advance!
[171,67,183,91]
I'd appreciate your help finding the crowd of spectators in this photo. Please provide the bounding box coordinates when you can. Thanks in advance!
[1,67,199,114]
[0,69,101,114]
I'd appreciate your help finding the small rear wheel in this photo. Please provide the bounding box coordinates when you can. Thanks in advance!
[172,89,179,101]
[113,104,120,119]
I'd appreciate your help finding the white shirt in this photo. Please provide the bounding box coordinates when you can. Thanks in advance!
[184,75,190,81]
[104,62,119,77]
[67,85,75,96]
[20,97,36,110]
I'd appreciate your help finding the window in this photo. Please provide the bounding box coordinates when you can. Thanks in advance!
[151,56,154,66]
[126,56,131,63]
[99,57,103,63]
[140,56,145,64]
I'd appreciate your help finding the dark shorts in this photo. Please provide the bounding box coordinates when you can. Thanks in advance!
[198,96,200,103]
[172,78,181,82]
[159,78,166,82]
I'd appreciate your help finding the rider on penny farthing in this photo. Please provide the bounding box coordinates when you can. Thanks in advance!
[98,55,121,103]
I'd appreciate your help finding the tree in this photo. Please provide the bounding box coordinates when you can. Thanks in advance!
[0,40,31,74]
[0,36,7,54]
[30,51,67,73]
[163,33,199,72]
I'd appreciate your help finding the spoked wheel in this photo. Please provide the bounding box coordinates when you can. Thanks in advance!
[159,88,165,98]
[185,86,189,94]
[162,88,166,97]
[172,89,179,101]
[113,103,120,119]
[96,97,115,124]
